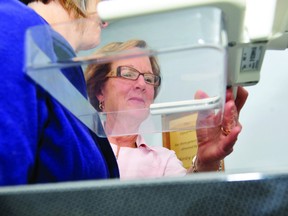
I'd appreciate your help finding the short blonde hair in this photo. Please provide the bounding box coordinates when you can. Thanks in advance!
[61,0,87,18]
[21,0,94,18]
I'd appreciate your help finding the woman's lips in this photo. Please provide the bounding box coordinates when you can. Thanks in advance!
[128,97,145,105]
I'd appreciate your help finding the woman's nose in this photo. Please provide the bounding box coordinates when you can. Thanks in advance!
[101,21,109,28]
[135,74,147,90]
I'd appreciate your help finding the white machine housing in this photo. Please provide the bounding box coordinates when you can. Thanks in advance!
[97,0,288,87]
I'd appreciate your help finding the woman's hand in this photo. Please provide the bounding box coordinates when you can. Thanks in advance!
[192,86,248,172]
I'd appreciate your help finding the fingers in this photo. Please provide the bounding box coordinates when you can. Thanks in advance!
[222,100,238,131]
[220,99,241,154]
[194,90,218,129]
[195,88,244,138]
[194,90,209,99]
[225,88,234,102]
[194,88,246,168]
[235,86,248,114]
[226,86,248,112]
[221,123,242,152]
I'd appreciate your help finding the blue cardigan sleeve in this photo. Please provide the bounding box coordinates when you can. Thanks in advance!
[0,0,119,185]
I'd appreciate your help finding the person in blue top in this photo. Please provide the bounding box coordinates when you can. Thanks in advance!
[0,0,119,186]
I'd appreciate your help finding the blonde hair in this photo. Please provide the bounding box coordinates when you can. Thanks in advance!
[22,0,92,18]
[85,39,161,111]
[62,0,87,18]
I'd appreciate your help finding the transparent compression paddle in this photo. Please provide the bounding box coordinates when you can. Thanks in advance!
[25,6,227,137]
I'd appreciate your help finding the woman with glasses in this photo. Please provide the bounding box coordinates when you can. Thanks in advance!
[0,0,119,186]
[85,39,248,179]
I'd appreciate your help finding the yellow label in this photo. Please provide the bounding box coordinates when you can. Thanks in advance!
[169,130,198,169]
[163,113,198,169]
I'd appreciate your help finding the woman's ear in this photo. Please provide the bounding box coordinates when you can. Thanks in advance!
[96,88,104,102]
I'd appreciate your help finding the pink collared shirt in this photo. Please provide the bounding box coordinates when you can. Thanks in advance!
[110,135,187,180]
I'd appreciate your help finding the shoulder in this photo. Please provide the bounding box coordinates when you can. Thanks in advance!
[0,1,45,25]
[141,144,177,159]
[137,135,176,157]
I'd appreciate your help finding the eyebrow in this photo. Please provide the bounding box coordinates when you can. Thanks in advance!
[123,65,153,74]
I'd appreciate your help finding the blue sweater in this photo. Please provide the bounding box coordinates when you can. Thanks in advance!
[0,0,119,185]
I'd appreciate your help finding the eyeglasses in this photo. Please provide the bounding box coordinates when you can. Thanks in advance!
[107,66,161,86]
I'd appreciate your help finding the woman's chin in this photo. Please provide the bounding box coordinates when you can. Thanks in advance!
[118,107,150,123]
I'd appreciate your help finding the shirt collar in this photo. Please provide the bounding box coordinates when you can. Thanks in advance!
[135,135,153,151]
